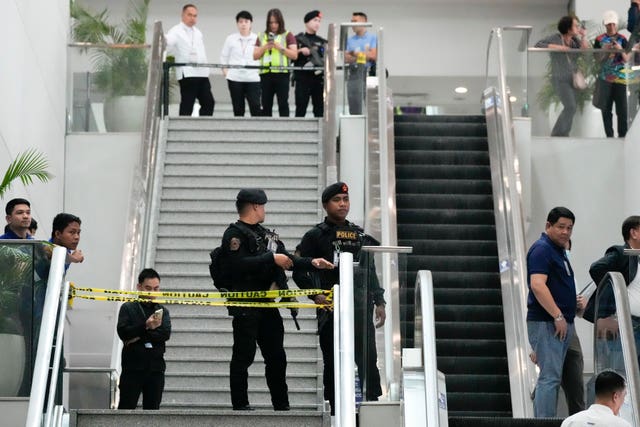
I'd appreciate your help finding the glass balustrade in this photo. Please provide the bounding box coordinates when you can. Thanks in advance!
[528,48,639,138]
[67,44,151,133]
[0,241,53,397]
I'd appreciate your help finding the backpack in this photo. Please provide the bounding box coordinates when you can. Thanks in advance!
[208,222,271,290]
[209,246,230,290]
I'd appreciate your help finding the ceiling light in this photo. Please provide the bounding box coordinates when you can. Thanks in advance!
[509,96,517,102]
[454,86,468,94]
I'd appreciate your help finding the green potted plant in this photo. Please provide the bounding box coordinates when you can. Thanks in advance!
[70,0,150,131]
[0,149,52,198]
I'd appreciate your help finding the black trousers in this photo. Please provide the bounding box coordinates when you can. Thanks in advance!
[227,80,261,117]
[318,308,382,415]
[294,74,324,117]
[118,369,165,409]
[230,308,289,409]
[561,333,585,415]
[178,77,215,116]
[347,66,367,115]
[601,81,628,138]
[260,73,290,117]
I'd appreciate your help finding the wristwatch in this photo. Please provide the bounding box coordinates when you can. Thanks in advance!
[554,313,564,322]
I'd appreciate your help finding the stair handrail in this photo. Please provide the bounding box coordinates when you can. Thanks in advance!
[484,25,535,418]
[414,270,440,427]
[593,269,640,425]
[25,246,67,427]
[322,23,339,186]
[109,20,166,390]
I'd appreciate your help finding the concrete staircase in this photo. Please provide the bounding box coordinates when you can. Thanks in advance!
[150,117,326,419]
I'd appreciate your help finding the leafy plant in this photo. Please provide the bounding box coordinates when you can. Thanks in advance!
[0,246,33,334]
[0,149,53,199]
[70,0,150,97]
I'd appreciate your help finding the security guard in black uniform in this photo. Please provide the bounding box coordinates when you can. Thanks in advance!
[220,188,333,411]
[293,182,386,415]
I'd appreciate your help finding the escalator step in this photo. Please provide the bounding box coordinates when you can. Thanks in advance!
[395,150,489,165]
[407,255,498,273]
[435,305,504,322]
[395,122,487,138]
[435,321,505,340]
[396,193,493,210]
[398,224,496,240]
[433,288,502,305]
[446,392,511,411]
[431,271,500,289]
[449,417,563,427]
[436,340,508,358]
[400,240,498,256]
[394,115,485,124]
[437,357,509,375]
[445,374,510,392]
[395,135,488,151]
[393,179,493,195]
[396,165,490,180]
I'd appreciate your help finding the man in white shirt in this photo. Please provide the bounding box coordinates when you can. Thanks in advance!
[220,11,261,117]
[561,371,631,427]
[166,4,215,116]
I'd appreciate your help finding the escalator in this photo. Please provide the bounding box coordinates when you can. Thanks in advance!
[395,114,512,417]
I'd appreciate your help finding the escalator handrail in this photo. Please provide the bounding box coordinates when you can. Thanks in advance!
[484,25,536,418]
[593,271,640,425]
[414,270,439,427]
[25,247,67,427]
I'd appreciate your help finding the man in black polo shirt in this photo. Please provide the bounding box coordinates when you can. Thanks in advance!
[294,10,326,117]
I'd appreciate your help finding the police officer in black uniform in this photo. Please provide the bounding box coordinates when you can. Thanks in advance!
[292,182,386,415]
[221,188,333,411]
[294,10,327,117]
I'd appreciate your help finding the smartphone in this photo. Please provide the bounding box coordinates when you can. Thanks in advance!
[267,32,275,42]
[153,308,163,321]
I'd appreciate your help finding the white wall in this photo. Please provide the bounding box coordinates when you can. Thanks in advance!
[0,0,68,234]
[526,137,625,371]
[63,133,140,367]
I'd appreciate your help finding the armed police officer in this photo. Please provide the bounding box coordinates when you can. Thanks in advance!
[293,182,386,414]
[220,188,333,411]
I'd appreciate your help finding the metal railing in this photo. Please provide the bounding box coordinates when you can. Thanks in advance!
[484,26,535,417]
[593,271,640,425]
[109,20,167,395]
[413,270,439,427]
[25,246,67,427]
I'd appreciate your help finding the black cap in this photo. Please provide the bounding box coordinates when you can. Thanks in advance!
[236,189,268,204]
[321,182,348,203]
[304,10,322,23]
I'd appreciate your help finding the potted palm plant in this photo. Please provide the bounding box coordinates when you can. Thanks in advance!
[70,0,150,131]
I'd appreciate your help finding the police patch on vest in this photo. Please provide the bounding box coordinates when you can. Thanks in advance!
[335,230,358,240]
[230,238,241,251]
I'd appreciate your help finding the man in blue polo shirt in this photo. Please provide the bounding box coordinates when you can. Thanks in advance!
[345,12,377,115]
[527,206,577,418]
[1,198,34,239]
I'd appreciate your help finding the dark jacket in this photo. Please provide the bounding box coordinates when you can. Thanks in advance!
[117,301,171,372]
[293,218,385,306]
[584,243,639,322]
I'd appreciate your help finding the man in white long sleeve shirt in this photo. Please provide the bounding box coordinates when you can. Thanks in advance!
[561,371,631,427]
[166,4,214,116]
[220,11,261,117]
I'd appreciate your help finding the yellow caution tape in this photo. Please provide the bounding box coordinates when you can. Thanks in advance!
[68,283,332,309]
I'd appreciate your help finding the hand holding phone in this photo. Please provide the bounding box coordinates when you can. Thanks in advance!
[153,308,163,321]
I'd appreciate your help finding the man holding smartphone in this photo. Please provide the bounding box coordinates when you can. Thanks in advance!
[117,268,172,409]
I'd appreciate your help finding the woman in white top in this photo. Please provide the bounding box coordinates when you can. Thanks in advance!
[220,11,261,117]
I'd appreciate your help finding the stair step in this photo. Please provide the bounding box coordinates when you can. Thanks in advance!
[73,409,328,427]
[168,116,320,131]
[165,372,318,389]
[164,152,319,166]
[166,141,319,154]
